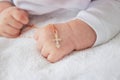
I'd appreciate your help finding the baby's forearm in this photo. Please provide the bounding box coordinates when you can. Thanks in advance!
[0,1,13,13]
[67,19,97,50]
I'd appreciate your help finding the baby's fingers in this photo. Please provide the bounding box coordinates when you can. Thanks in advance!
[40,42,64,63]
[12,8,29,24]
[3,24,20,37]
[47,51,64,63]
[1,32,13,38]
[7,16,23,30]
[41,47,49,58]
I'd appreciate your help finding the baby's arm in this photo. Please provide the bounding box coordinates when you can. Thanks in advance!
[77,0,120,46]
[34,0,120,63]
[0,1,29,37]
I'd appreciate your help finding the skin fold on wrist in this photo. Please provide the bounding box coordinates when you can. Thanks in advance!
[67,19,97,50]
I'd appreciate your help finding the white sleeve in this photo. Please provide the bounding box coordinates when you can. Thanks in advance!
[76,0,120,46]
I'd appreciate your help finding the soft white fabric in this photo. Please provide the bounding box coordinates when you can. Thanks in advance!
[0,6,120,80]
[0,17,120,80]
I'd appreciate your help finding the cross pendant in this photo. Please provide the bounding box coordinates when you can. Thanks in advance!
[53,32,62,48]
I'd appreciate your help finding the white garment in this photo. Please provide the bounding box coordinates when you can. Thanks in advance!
[6,0,91,15]
[1,0,120,46]
[77,0,120,46]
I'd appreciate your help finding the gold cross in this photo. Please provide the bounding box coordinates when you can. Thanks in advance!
[53,31,62,48]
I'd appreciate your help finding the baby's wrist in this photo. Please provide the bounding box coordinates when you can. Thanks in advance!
[67,19,96,50]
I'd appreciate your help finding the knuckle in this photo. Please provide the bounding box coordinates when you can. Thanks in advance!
[19,10,28,17]
[9,7,18,14]
[17,14,24,20]
[18,12,29,24]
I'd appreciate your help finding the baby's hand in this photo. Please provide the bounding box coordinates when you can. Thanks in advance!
[34,23,75,63]
[34,19,96,63]
[0,7,29,37]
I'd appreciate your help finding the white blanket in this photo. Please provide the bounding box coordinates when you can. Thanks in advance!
[0,9,120,80]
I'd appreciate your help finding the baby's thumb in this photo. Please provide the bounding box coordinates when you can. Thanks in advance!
[12,10,29,24]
